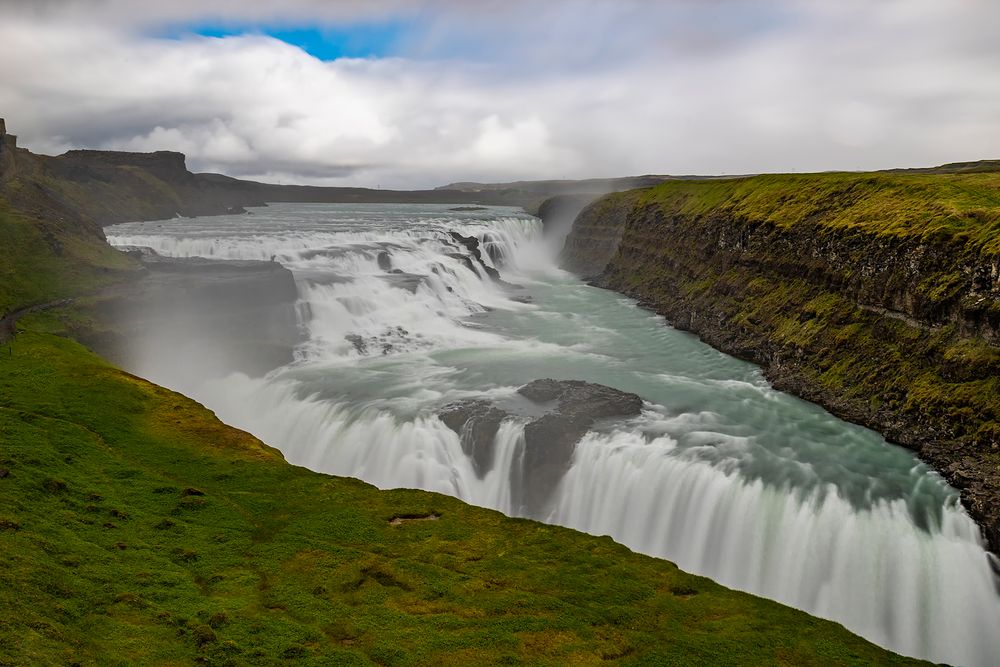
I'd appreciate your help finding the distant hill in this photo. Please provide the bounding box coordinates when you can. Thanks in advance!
[0,120,545,225]
[2,120,705,225]
[437,175,677,194]
[5,117,997,226]
[885,159,1000,174]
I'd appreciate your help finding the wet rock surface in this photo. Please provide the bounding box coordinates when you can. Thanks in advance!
[376,251,393,271]
[438,400,508,477]
[447,231,519,288]
[345,326,411,356]
[439,379,643,517]
[378,272,424,294]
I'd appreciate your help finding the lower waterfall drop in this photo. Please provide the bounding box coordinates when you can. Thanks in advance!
[107,202,1000,667]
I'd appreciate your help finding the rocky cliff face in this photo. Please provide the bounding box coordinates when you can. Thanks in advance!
[80,252,302,385]
[60,149,192,184]
[561,173,1000,553]
[2,143,268,225]
[0,118,17,182]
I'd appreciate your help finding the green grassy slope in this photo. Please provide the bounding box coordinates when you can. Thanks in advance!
[637,171,1000,252]
[0,330,921,665]
[0,199,135,315]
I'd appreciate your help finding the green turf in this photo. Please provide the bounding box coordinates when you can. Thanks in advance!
[0,199,135,315]
[637,171,1000,253]
[0,330,922,665]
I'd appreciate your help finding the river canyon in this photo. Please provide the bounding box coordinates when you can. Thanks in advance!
[105,202,1000,666]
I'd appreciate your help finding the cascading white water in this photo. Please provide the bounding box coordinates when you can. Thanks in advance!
[107,203,1000,666]
[555,430,1000,662]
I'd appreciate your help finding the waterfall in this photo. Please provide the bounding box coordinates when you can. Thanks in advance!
[107,203,1000,666]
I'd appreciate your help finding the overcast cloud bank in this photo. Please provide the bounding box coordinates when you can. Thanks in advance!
[1,0,998,187]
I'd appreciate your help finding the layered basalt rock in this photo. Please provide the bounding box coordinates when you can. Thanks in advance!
[560,175,1000,552]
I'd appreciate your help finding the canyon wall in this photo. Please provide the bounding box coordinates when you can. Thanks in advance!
[560,172,1000,552]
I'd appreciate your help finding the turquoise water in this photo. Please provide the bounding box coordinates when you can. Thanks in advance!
[109,203,1000,665]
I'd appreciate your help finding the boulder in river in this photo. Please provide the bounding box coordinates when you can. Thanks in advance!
[439,400,508,477]
[377,250,393,271]
[438,379,643,517]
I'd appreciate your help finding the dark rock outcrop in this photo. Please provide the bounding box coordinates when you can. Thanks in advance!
[60,150,192,185]
[515,380,643,516]
[439,400,508,477]
[376,251,393,271]
[0,118,16,181]
[439,379,643,517]
[448,231,519,288]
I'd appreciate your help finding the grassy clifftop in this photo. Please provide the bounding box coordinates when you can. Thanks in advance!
[562,169,1000,553]
[637,171,1000,252]
[0,201,136,316]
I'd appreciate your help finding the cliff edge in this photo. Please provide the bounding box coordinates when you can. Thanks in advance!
[561,171,1000,553]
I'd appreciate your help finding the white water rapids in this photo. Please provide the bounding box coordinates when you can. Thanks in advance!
[108,203,1000,666]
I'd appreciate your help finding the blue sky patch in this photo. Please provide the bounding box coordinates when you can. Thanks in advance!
[159,21,411,60]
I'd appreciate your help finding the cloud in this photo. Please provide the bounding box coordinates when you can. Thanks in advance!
[1,0,999,187]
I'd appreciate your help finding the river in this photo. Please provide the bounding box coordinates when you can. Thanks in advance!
[107,202,1000,666]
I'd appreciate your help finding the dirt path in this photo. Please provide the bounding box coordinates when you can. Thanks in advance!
[0,299,73,344]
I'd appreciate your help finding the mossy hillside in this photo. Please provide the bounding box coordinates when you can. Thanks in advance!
[0,200,135,314]
[0,328,920,665]
[636,171,1000,253]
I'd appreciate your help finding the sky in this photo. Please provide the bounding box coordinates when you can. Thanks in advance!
[1,0,998,188]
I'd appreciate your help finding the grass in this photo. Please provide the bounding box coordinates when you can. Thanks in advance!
[0,199,135,314]
[0,329,921,665]
[636,171,1000,253]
